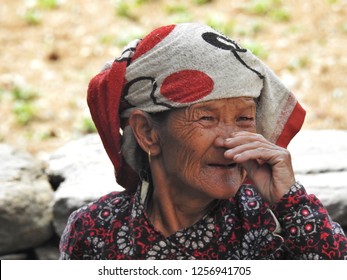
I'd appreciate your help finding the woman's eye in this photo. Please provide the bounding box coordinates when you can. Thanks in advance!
[238,117,254,121]
[200,116,214,121]
[237,116,255,125]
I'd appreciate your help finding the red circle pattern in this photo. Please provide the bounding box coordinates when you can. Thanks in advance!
[131,25,176,62]
[160,70,214,103]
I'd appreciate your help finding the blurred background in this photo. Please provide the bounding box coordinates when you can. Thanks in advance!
[1,0,347,260]
[1,0,347,157]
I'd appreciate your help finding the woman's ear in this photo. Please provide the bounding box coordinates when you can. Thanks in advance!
[129,109,160,156]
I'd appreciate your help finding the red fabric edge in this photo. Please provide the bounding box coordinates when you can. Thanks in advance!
[276,102,306,148]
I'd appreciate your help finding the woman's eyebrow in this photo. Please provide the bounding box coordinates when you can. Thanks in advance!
[191,102,256,112]
[189,103,219,112]
[193,106,215,112]
[242,104,257,111]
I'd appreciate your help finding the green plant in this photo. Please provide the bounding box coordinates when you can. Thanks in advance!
[99,34,116,45]
[343,22,347,34]
[135,0,151,5]
[193,0,213,5]
[169,13,193,24]
[8,86,39,126]
[248,0,274,15]
[250,2,267,14]
[242,41,268,59]
[164,3,193,23]
[287,56,311,71]
[326,0,339,4]
[270,8,291,22]
[246,0,290,22]
[115,0,138,20]
[0,88,6,100]
[12,101,37,126]
[37,0,60,10]
[250,21,265,34]
[38,130,57,140]
[206,15,234,36]
[10,86,38,102]
[116,1,131,18]
[79,117,97,134]
[165,3,188,14]
[23,9,42,25]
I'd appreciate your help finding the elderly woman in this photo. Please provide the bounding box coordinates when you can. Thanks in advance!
[59,23,347,259]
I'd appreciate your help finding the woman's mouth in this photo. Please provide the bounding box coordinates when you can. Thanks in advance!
[208,163,237,169]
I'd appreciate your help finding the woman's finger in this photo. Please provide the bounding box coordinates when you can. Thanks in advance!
[223,132,270,149]
[224,141,280,161]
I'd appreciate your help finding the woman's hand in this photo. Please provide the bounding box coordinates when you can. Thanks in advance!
[223,131,295,204]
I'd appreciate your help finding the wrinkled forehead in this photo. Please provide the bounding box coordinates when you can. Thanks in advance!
[123,23,264,114]
[185,97,257,112]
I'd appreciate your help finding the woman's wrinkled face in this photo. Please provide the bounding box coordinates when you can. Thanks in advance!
[156,97,257,200]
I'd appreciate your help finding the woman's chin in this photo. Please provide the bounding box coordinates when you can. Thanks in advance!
[205,165,244,188]
[202,175,243,199]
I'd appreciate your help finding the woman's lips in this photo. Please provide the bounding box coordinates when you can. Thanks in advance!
[208,163,237,169]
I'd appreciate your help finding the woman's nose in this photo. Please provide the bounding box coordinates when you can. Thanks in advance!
[214,123,239,147]
[214,136,225,148]
[218,122,240,139]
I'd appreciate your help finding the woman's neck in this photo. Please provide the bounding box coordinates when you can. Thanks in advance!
[145,176,215,237]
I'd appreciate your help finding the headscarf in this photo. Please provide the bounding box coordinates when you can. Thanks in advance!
[87,22,306,192]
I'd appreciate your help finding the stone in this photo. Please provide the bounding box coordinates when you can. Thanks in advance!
[0,144,54,255]
[288,130,347,228]
[288,130,347,174]
[47,134,123,236]
[34,242,60,260]
[0,253,29,260]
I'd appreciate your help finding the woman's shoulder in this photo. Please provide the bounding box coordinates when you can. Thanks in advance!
[67,190,134,224]
[60,190,136,259]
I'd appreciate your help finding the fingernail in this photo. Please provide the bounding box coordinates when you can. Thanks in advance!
[215,137,224,146]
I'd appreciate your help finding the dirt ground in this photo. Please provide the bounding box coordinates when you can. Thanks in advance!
[1,0,347,157]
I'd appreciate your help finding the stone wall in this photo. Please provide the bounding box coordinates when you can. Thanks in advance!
[0,130,346,259]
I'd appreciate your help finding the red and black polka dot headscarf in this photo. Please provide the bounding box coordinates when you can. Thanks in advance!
[87,23,306,191]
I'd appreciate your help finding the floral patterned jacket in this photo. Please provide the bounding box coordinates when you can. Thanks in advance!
[59,182,347,260]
